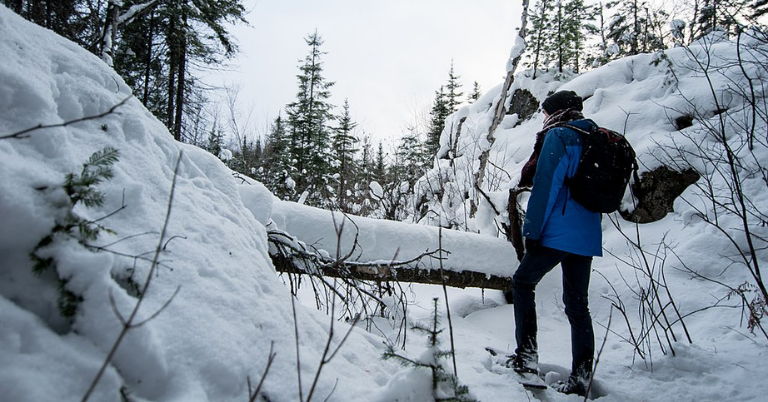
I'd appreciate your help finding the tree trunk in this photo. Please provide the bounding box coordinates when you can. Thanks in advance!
[167,12,177,137]
[271,254,512,291]
[173,11,187,142]
[471,0,530,218]
[142,9,155,106]
[100,1,120,66]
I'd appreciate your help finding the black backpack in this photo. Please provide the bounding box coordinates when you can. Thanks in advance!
[561,124,638,213]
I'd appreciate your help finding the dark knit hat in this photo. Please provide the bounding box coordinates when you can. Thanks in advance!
[541,90,583,114]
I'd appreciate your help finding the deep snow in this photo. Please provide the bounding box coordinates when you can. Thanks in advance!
[1,4,767,402]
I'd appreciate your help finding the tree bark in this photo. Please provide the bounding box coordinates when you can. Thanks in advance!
[271,254,512,291]
[173,11,187,142]
[167,12,177,137]
[142,9,155,106]
[471,0,531,218]
[100,1,120,66]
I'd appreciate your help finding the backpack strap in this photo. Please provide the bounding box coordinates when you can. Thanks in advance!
[560,123,592,137]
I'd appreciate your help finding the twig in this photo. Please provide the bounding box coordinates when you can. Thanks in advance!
[81,151,183,402]
[1,96,132,140]
[437,227,458,377]
[585,306,613,402]
[248,342,277,402]
[290,295,304,402]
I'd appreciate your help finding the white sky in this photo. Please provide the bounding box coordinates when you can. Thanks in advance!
[213,0,523,146]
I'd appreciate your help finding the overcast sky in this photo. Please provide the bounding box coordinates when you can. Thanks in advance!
[211,0,523,147]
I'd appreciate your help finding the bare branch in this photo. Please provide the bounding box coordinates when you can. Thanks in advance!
[81,151,183,402]
[1,96,132,141]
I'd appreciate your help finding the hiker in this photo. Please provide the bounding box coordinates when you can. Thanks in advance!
[511,90,601,397]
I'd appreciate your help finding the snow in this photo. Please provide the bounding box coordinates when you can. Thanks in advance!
[0,7,384,401]
[270,200,516,277]
[507,35,527,71]
[2,4,768,402]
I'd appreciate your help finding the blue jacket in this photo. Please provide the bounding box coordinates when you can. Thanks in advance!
[522,119,603,257]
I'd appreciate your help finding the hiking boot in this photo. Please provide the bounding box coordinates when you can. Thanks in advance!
[505,353,538,375]
[554,375,588,397]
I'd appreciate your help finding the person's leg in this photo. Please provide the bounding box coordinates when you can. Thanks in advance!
[512,247,567,369]
[560,253,595,388]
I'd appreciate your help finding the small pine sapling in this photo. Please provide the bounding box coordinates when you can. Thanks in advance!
[30,147,120,318]
[383,298,476,402]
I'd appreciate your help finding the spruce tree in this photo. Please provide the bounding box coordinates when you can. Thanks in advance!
[550,0,594,73]
[264,115,294,199]
[591,2,613,66]
[4,0,92,46]
[332,99,360,212]
[285,30,336,206]
[205,126,224,158]
[467,81,482,102]
[356,135,375,214]
[113,0,247,142]
[426,63,466,157]
[564,0,599,73]
[374,142,388,185]
[427,86,450,157]
[525,0,555,77]
[607,0,670,56]
[395,131,429,179]
[607,0,639,55]
[694,0,747,39]
[445,61,464,113]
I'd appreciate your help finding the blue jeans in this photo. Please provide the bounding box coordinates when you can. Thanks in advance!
[512,246,594,379]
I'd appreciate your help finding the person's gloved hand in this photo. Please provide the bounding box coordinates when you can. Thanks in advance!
[525,238,541,254]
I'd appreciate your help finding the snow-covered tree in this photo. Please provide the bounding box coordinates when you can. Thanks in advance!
[445,61,464,113]
[525,0,555,77]
[331,99,360,212]
[467,81,482,102]
[607,0,667,56]
[112,0,247,141]
[285,30,336,206]
[264,114,294,200]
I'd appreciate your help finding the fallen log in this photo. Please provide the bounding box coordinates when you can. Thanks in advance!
[271,253,512,291]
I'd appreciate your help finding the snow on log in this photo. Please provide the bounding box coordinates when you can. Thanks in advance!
[268,200,517,290]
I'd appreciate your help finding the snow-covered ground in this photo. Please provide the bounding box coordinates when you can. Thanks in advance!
[1,5,767,402]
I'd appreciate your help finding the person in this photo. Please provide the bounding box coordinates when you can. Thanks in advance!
[510,90,602,397]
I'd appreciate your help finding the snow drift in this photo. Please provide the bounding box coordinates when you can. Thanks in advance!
[0,6,387,401]
[3,3,768,402]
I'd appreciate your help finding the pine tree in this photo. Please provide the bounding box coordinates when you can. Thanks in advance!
[607,0,668,56]
[383,298,477,401]
[395,131,429,179]
[263,115,295,199]
[445,61,464,112]
[426,63,466,157]
[205,125,224,158]
[332,99,360,212]
[356,135,375,214]
[694,0,747,39]
[564,0,600,73]
[592,2,615,65]
[525,0,555,77]
[467,81,482,102]
[4,0,92,46]
[550,0,594,73]
[229,134,256,177]
[427,86,450,157]
[285,30,336,206]
[113,0,247,142]
[374,142,388,184]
